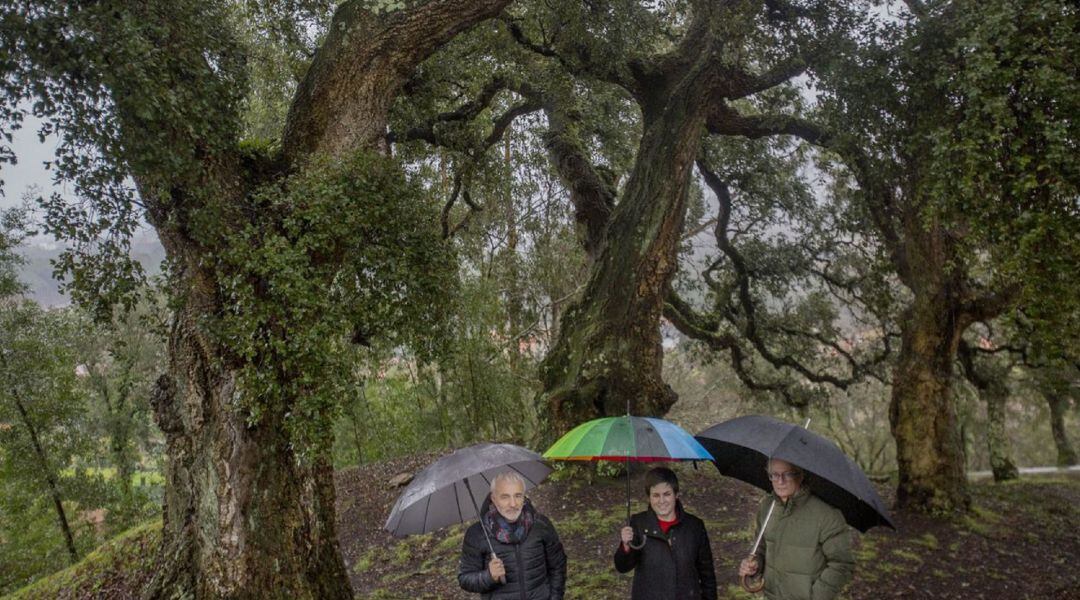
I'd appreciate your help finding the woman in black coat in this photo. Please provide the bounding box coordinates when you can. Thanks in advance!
[613,467,717,600]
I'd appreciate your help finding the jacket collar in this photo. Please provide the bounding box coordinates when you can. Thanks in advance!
[769,488,810,515]
[642,500,685,538]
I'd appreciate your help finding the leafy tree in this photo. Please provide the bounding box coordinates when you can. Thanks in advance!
[701,0,1079,512]
[815,0,1079,511]
[78,295,167,523]
[3,0,506,595]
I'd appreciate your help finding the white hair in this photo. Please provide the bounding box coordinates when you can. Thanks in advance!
[490,470,526,493]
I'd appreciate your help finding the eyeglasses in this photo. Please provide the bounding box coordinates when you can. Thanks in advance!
[767,470,801,482]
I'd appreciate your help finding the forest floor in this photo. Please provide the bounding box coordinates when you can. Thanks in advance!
[341,454,1080,600]
[7,453,1079,600]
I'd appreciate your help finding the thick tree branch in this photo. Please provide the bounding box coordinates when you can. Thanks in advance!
[502,16,642,100]
[390,76,512,145]
[663,289,798,404]
[282,0,512,162]
[727,56,809,100]
[496,79,615,260]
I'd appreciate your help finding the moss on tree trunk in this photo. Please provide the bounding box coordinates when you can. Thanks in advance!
[889,297,971,513]
[539,87,707,435]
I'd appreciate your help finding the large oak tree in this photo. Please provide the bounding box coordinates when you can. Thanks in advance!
[3,0,509,596]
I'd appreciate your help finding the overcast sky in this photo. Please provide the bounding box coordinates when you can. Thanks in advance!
[2,113,60,212]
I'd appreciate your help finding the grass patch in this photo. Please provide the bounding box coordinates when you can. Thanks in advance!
[557,507,625,540]
[564,561,623,600]
[960,505,1002,537]
[722,584,760,599]
[891,548,924,565]
[353,547,380,573]
[853,537,878,562]
[914,532,939,550]
[6,520,161,600]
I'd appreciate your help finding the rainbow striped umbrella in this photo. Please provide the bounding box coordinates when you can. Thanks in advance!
[544,415,711,524]
[544,416,712,462]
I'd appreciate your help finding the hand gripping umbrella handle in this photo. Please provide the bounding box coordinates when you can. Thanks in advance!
[741,571,765,594]
[742,500,776,594]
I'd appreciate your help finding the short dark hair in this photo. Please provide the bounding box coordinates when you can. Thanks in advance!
[643,467,679,496]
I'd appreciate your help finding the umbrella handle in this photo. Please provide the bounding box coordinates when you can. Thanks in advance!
[740,554,764,593]
[741,573,765,593]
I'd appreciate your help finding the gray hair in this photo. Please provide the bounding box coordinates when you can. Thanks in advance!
[490,470,526,493]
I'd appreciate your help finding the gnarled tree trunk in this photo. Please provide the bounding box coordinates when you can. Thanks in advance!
[983,379,1019,481]
[539,84,709,434]
[140,2,512,597]
[960,345,1019,481]
[1047,394,1078,467]
[889,289,972,513]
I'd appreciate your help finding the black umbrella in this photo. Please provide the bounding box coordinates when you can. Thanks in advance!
[384,442,552,553]
[695,415,894,533]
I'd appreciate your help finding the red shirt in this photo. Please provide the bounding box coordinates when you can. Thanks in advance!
[620,515,681,553]
[658,516,679,535]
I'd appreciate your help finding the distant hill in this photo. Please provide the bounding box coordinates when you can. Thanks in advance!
[15,231,165,307]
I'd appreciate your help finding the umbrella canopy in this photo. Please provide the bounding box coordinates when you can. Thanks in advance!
[384,442,551,538]
[544,415,712,462]
[696,415,894,532]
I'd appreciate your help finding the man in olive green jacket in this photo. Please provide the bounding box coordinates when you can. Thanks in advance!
[738,459,854,600]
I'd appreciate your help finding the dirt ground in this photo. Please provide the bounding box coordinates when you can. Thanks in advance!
[10,452,1077,599]
[338,454,1080,600]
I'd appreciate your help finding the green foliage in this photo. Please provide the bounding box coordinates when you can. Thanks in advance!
[816,0,1080,334]
[0,302,96,593]
[2,1,248,317]
[928,0,1080,338]
[193,148,456,455]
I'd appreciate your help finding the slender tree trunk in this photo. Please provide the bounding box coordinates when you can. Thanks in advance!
[1046,393,1078,467]
[349,387,366,466]
[960,348,1019,481]
[11,392,78,563]
[111,415,135,504]
[889,293,971,512]
[983,376,1019,481]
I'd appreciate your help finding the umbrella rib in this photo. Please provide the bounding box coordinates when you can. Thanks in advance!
[506,462,539,487]
[455,481,464,522]
[422,490,432,533]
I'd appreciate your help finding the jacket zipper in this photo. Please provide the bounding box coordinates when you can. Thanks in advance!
[514,543,527,600]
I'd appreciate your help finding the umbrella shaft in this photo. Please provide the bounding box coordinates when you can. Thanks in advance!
[750,500,776,557]
[462,478,496,555]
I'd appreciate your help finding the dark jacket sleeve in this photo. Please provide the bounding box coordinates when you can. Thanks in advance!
[542,518,568,600]
[695,519,718,600]
[458,526,497,594]
[613,514,641,574]
[613,541,639,573]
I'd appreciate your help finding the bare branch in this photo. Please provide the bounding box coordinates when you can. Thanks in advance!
[696,158,879,389]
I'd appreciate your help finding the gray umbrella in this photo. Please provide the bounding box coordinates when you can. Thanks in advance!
[384,442,552,548]
[696,415,894,532]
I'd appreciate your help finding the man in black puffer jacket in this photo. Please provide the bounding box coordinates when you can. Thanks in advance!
[613,467,717,600]
[458,471,567,600]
